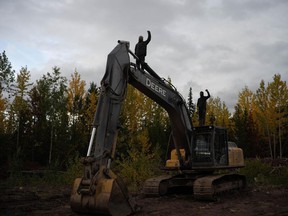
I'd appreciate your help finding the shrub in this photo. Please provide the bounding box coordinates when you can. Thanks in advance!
[240,158,288,186]
[240,158,271,184]
[114,144,162,192]
[62,154,83,185]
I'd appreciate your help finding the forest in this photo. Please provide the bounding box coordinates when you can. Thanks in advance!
[0,50,288,183]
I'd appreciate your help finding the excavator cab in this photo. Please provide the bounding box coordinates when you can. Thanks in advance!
[192,126,244,169]
[166,126,226,169]
[192,126,229,168]
[166,125,244,170]
[193,126,245,168]
[162,126,245,200]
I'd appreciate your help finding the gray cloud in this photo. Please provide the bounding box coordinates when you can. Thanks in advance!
[1,0,288,113]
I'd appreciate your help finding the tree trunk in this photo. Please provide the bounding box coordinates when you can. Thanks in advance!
[49,125,53,165]
[279,121,282,159]
[273,133,276,159]
[266,124,273,158]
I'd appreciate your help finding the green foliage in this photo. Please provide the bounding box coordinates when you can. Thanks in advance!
[187,87,196,120]
[62,154,83,184]
[7,67,34,165]
[5,154,66,187]
[240,158,288,186]
[0,50,15,92]
[5,155,83,187]
[115,144,162,192]
[115,85,167,192]
[240,158,271,184]
[28,67,69,166]
[268,166,288,186]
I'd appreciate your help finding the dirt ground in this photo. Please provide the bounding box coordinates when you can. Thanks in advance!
[1,185,288,216]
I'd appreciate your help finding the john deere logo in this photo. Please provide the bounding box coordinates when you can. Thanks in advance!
[146,78,166,97]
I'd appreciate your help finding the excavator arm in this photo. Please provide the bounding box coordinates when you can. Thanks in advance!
[70,41,194,215]
[70,42,133,216]
[91,41,193,168]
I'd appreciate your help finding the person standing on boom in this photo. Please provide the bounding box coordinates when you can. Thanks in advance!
[197,89,210,126]
[135,30,151,69]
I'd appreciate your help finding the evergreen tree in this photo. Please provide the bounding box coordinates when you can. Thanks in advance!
[0,88,9,166]
[29,67,69,166]
[232,86,261,157]
[9,66,33,164]
[0,51,15,93]
[187,87,196,120]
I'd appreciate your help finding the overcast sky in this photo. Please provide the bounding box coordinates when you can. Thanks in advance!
[1,0,288,111]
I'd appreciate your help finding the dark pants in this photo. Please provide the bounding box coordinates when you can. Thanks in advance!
[198,110,206,126]
[136,56,145,69]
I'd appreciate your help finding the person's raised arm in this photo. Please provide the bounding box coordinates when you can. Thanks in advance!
[205,89,210,98]
[146,30,151,44]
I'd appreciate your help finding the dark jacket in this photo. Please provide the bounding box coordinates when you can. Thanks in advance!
[135,31,151,58]
[197,91,210,114]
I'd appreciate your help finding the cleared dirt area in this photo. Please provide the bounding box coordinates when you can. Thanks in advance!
[1,185,288,216]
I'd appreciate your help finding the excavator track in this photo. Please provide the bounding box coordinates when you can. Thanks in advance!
[143,173,246,201]
[193,173,246,200]
[143,175,172,196]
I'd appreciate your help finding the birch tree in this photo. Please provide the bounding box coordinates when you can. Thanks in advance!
[255,74,288,158]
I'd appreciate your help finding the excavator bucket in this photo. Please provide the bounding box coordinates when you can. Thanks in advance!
[70,168,135,216]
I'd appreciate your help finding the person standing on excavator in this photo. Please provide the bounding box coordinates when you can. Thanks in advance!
[197,89,210,126]
[135,30,151,69]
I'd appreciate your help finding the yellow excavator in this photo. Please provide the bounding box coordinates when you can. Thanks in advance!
[70,41,246,215]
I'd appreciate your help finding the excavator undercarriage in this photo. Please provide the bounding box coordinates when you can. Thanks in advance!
[144,125,246,200]
[143,172,246,200]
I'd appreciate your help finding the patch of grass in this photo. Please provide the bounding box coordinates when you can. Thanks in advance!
[5,170,66,187]
[268,166,288,186]
[4,154,83,187]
